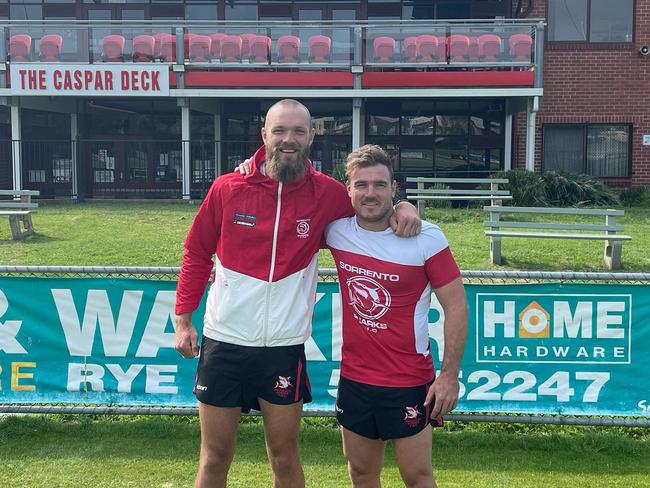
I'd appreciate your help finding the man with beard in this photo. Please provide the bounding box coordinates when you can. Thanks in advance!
[174,99,420,488]
[325,145,467,488]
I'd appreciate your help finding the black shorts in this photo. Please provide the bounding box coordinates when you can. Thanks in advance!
[194,337,312,413]
[336,376,443,441]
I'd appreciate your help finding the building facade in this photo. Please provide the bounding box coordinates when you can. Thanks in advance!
[7,1,629,200]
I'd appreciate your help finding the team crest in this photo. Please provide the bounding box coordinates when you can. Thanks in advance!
[296,219,310,238]
[346,276,391,320]
[273,375,293,397]
[403,405,422,427]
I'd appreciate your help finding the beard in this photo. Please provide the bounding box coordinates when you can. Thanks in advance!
[265,142,310,183]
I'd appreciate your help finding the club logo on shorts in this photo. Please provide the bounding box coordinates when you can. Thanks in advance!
[403,405,422,427]
[346,276,391,320]
[273,375,294,397]
[296,219,311,239]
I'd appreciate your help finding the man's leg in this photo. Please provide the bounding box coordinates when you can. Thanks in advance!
[259,398,305,488]
[392,424,437,488]
[195,402,241,488]
[341,426,385,488]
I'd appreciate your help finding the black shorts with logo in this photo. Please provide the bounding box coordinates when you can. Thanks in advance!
[336,376,443,441]
[194,336,312,413]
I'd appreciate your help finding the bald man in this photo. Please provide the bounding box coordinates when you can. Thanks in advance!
[174,99,421,488]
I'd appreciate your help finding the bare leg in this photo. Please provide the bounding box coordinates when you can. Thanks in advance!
[341,426,385,488]
[393,425,436,488]
[195,402,241,488]
[259,398,305,488]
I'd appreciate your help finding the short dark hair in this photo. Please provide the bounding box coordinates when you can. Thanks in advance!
[346,144,394,181]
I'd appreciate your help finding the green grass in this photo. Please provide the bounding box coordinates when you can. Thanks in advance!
[1,202,648,271]
[1,416,649,488]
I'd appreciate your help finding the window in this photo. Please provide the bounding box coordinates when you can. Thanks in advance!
[543,124,631,177]
[548,0,633,43]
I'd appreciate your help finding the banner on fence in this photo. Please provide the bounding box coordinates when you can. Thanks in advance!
[1,278,649,417]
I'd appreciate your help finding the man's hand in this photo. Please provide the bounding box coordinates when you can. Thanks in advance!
[235,158,252,175]
[424,371,460,419]
[389,201,421,237]
[175,313,199,358]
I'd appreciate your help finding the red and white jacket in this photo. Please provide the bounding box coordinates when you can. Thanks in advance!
[175,145,352,347]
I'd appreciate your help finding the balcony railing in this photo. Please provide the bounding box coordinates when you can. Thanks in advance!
[2,19,543,71]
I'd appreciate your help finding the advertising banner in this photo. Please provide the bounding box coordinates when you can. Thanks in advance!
[1,278,649,417]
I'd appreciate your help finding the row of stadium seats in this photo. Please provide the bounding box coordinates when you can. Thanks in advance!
[8,32,533,64]
[374,33,533,63]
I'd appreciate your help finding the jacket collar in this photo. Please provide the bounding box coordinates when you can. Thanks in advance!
[245,145,315,191]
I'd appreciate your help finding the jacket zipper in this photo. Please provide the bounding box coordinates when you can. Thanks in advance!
[263,181,283,346]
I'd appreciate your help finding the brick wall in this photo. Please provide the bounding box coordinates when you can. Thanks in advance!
[513,0,650,186]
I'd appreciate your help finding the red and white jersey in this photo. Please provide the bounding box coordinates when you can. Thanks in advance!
[325,217,461,387]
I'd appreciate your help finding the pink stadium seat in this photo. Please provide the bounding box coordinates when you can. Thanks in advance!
[210,33,227,59]
[240,33,257,60]
[415,34,438,62]
[249,35,271,63]
[152,33,168,59]
[9,34,32,61]
[277,35,300,63]
[132,35,155,62]
[509,33,533,62]
[221,35,243,62]
[39,34,63,62]
[402,36,417,62]
[308,35,331,63]
[435,35,447,62]
[372,36,396,62]
[448,34,470,62]
[189,34,212,61]
[479,34,502,62]
[102,35,126,62]
[157,33,176,62]
[468,36,479,62]
[183,33,196,59]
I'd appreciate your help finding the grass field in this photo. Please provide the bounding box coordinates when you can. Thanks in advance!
[0,201,648,271]
[1,200,649,487]
[1,416,649,488]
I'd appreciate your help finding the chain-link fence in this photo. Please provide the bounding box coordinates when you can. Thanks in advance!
[1,266,649,426]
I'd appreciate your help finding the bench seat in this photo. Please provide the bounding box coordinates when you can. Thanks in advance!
[406,177,510,217]
[483,205,631,270]
[0,190,39,240]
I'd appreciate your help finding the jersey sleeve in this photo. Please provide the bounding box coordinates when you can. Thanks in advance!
[421,226,461,289]
[175,179,223,315]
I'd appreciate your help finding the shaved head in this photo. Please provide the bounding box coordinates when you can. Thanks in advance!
[261,99,315,182]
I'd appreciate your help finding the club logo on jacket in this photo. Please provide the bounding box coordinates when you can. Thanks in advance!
[296,219,310,238]
[273,375,294,397]
[346,276,391,328]
[234,212,256,227]
[403,405,422,427]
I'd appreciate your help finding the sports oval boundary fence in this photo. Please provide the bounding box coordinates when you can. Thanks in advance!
[1,266,649,427]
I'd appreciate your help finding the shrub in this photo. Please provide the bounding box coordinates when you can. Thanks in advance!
[495,170,547,206]
[425,183,452,209]
[619,186,650,207]
[328,164,347,184]
[494,170,620,207]
[541,171,620,207]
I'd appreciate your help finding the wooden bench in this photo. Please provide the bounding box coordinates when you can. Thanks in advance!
[483,206,632,270]
[406,177,511,218]
[0,190,39,240]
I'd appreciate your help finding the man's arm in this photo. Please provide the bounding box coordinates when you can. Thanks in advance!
[174,181,223,358]
[424,277,468,419]
[389,201,421,237]
[235,159,422,237]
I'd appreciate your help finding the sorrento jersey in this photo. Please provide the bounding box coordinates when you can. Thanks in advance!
[325,217,460,387]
